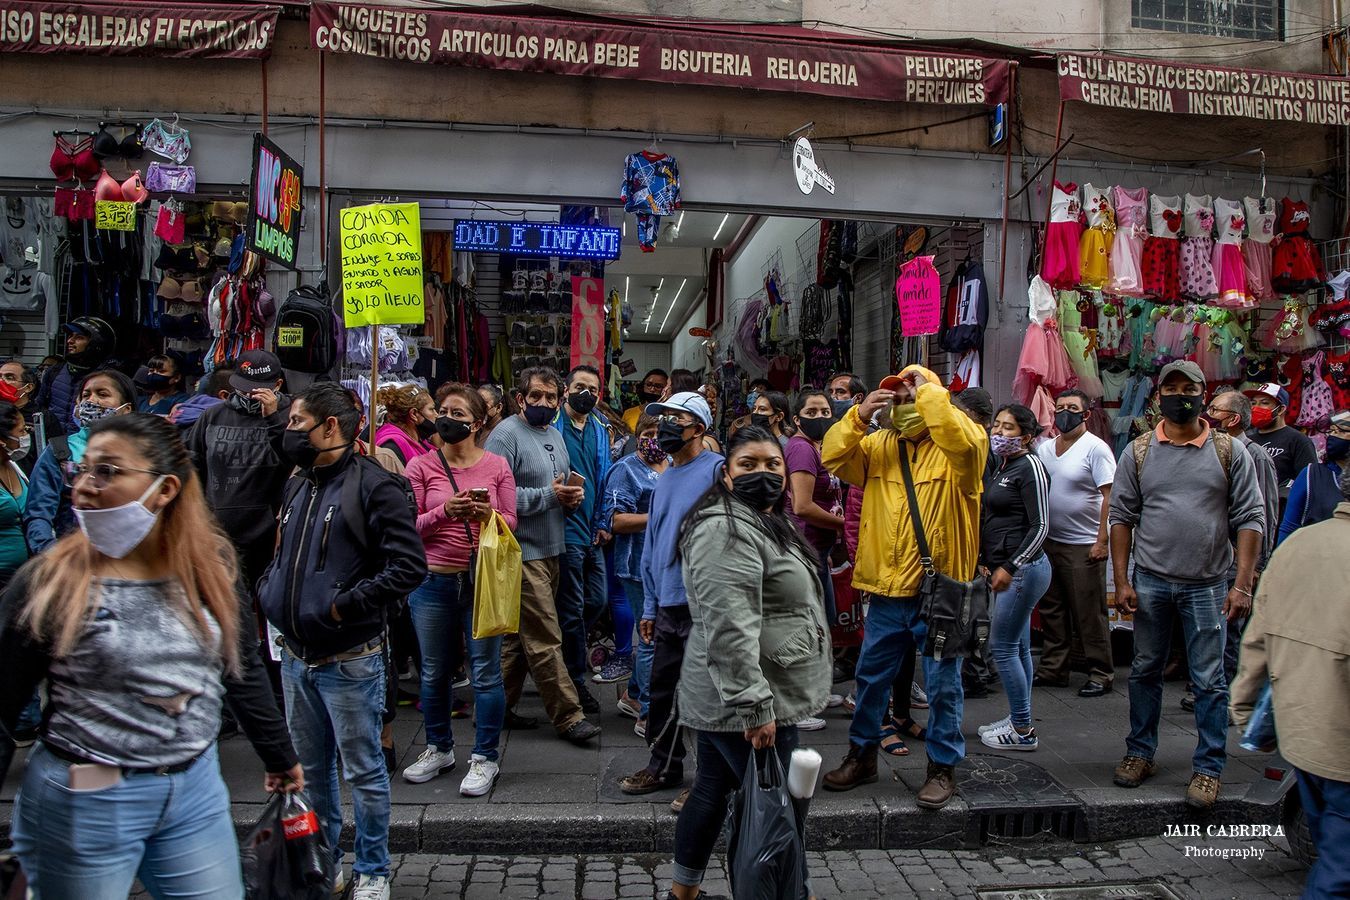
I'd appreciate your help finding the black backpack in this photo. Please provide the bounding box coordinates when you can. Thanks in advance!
[273,284,338,374]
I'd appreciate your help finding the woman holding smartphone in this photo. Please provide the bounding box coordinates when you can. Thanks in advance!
[0,414,299,899]
[402,383,517,797]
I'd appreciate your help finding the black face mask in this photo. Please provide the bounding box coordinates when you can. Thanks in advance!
[797,416,832,442]
[281,423,323,469]
[435,416,473,445]
[830,399,855,420]
[569,390,597,415]
[750,413,773,430]
[639,388,662,405]
[730,471,784,510]
[1054,409,1087,435]
[522,403,554,428]
[230,392,263,416]
[1159,393,1202,425]
[144,372,174,391]
[657,420,692,455]
[415,418,438,441]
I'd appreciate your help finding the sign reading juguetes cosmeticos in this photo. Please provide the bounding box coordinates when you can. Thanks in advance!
[340,202,424,328]
[247,133,303,270]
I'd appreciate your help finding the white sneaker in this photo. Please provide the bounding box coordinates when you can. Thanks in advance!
[910,681,929,709]
[459,754,499,797]
[981,726,1038,751]
[797,715,827,732]
[352,874,390,900]
[332,869,346,895]
[401,746,454,783]
[978,716,1012,736]
[826,693,845,708]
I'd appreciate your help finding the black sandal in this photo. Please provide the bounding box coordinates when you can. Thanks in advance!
[895,717,927,741]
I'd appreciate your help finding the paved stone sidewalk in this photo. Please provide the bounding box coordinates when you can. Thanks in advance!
[372,833,1307,899]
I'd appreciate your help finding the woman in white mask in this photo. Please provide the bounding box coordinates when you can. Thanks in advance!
[0,399,30,588]
[0,413,302,899]
[22,369,134,554]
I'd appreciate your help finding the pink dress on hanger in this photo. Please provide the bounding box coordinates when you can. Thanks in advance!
[1108,186,1147,296]
[1179,194,1218,300]
[1242,196,1276,302]
[1211,198,1252,308]
[1041,181,1083,290]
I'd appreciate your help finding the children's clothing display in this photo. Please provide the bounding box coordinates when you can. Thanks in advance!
[1242,196,1277,302]
[1211,197,1251,308]
[1142,194,1182,303]
[1108,186,1147,295]
[1272,197,1326,293]
[1041,181,1083,290]
[620,151,681,253]
[1078,183,1114,289]
[1179,194,1218,300]
[1057,290,1102,398]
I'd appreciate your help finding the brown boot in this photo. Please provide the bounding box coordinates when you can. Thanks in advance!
[916,761,957,809]
[822,744,878,792]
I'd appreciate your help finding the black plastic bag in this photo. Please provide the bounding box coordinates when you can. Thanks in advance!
[727,749,808,900]
[240,791,334,900]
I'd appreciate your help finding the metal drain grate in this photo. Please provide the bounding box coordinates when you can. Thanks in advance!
[978,807,1080,842]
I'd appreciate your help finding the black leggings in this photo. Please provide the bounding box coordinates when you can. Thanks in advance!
[890,640,917,722]
[672,727,799,888]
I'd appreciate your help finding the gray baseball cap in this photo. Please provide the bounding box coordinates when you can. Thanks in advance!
[1158,360,1205,386]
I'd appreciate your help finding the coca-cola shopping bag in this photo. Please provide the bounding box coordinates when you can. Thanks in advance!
[240,791,334,900]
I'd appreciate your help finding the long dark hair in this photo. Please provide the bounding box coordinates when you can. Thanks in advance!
[675,425,817,564]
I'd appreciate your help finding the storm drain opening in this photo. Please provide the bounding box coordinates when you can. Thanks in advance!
[978,806,1080,843]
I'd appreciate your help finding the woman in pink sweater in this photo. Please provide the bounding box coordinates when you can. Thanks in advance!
[401,383,517,797]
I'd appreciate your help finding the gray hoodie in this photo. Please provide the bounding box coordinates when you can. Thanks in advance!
[677,497,831,732]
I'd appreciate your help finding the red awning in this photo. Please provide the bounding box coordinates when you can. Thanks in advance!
[0,0,281,58]
[309,2,1013,107]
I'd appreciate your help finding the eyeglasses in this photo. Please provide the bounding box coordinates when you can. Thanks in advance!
[642,381,665,391]
[657,414,692,427]
[63,461,164,489]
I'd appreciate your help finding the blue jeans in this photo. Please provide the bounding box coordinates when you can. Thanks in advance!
[989,554,1052,729]
[1297,768,1350,899]
[558,543,607,686]
[850,595,965,767]
[605,545,635,658]
[1126,570,1229,777]
[621,577,654,717]
[282,650,390,879]
[409,572,506,760]
[12,743,240,899]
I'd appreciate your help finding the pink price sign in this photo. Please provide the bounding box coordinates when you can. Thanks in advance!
[895,255,941,337]
[570,276,605,371]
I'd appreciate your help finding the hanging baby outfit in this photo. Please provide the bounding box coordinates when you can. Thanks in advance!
[1041,181,1083,290]
[620,151,681,252]
[1211,198,1252,308]
[1271,197,1326,293]
[1179,194,1218,300]
[1058,291,1103,398]
[1242,197,1277,302]
[1108,186,1147,296]
[1078,183,1114,289]
[1143,194,1183,303]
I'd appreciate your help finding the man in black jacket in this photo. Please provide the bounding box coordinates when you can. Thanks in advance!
[186,350,291,586]
[257,382,427,900]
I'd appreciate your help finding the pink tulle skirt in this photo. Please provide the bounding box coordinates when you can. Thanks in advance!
[1041,221,1083,291]
[1013,320,1079,404]
[1108,232,1144,295]
[1243,240,1274,302]
[1212,242,1253,308]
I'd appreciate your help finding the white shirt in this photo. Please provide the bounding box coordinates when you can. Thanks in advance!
[1036,431,1117,545]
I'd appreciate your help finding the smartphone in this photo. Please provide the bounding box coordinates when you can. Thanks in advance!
[470,488,490,503]
[567,472,585,488]
[68,763,122,792]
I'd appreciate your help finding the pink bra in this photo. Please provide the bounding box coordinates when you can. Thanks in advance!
[94,169,149,204]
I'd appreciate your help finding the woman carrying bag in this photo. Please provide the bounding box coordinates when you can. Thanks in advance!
[402,384,517,797]
[662,426,830,900]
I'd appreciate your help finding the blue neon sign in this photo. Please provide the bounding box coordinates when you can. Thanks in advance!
[452,219,622,261]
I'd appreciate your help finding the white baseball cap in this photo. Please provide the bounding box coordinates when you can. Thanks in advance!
[645,391,712,428]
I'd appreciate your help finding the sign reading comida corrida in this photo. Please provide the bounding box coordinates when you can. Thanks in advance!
[247,133,303,270]
[452,219,621,261]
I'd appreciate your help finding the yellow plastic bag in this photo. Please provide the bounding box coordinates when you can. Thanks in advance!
[473,511,521,639]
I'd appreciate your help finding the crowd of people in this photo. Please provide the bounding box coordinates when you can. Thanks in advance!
[0,319,1344,899]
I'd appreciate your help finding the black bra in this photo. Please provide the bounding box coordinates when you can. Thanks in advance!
[93,122,144,160]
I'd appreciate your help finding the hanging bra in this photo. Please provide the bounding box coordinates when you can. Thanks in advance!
[141,118,191,164]
[50,134,101,182]
[92,122,144,160]
[154,244,206,273]
[93,170,149,204]
[145,163,196,195]
[158,275,204,303]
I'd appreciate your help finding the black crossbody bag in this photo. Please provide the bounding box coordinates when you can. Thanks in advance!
[897,440,990,660]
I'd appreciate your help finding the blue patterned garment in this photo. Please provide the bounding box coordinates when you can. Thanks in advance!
[621,152,681,252]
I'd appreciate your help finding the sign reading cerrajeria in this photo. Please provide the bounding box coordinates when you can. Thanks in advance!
[247,133,303,270]
[1058,52,1350,125]
[0,1,279,58]
[309,3,1012,107]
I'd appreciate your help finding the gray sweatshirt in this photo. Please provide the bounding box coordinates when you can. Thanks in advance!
[1109,429,1265,584]
[484,414,571,562]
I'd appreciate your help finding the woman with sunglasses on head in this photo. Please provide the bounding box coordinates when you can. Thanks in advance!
[24,369,135,554]
[0,414,300,899]
[662,426,830,900]
[374,384,438,465]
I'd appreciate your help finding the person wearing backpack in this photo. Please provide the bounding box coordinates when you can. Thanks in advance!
[819,365,986,810]
[256,382,428,900]
[1109,360,1265,811]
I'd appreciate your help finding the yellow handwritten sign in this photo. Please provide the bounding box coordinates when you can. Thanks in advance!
[340,202,424,328]
[95,200,136,232]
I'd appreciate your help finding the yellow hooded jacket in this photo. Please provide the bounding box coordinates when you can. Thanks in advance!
[821,374,987,599]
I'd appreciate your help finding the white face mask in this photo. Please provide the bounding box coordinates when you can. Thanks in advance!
[8,434,28,461]
[74,474,168,559]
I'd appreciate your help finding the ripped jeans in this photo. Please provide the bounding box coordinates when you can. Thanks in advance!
[1125,570,1229,777]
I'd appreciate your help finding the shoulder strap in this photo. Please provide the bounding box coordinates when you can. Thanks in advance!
[896,440,934,572]
[434,449,477,548]
[1131,432,1153,473]
[1212,431,1232,481]
[341,457,368,552]
[46,435,70,465]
